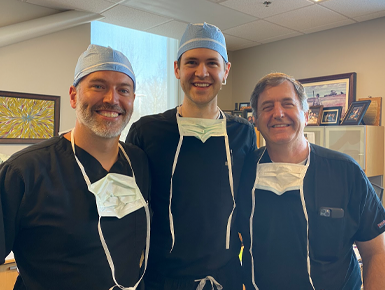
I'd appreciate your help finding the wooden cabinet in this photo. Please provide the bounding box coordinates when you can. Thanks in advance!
[258,125,384,178]
[0,260,18,290]
[304,125,384,177]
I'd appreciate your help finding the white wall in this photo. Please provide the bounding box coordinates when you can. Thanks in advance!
[0,24,91,157]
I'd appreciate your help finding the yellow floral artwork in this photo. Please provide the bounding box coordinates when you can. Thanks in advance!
[0,97,55,139]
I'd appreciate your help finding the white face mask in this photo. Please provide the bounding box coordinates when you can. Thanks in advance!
[250,145,315,290]
[167,108,235,253]
[71,130,150,290]
[177,114,227,143]
[255,162,308,195]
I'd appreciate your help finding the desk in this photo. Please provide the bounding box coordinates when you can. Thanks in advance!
[0,259,18,290]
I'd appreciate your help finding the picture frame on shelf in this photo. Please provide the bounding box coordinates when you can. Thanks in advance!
[239,102,251,110]
[0,90,60,144]
[341,100,371,125]
[243,108,255,126]
[232,110,244,118]
[307,105,323,126]
[299,72,356,115]
[358,97,381,126]
[320,106,342,126]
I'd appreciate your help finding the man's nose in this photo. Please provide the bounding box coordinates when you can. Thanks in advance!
[272,104,284,118]
[195,63,209,78]
[103,88,119,104]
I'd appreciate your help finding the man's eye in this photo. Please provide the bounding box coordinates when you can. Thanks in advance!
[186,61,196,65]
[120,89,130,94]
[208,62,219,66]
[262,105,273,111]
[283,102,294,107]
[93,84,103,89]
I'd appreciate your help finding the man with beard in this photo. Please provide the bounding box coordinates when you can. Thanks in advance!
[0,44,150,290]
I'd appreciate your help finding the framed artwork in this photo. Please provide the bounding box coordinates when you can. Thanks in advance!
[341,100,371,125]
[0,90,60,144]
[320,106,342,126]
[307,105,323,126]
[239,102,251,110]
[243,108,255,126]
[358,97,381,126]
[299,72,356,115]
[232,110,244,118]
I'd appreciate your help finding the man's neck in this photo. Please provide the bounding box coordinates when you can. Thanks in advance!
[180,97,219,119]
[266,138,309,163]
[64,125,120,172]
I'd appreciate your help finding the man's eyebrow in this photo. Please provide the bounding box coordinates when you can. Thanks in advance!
[89,78,133,88]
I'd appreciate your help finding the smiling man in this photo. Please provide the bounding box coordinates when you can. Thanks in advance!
[0,45,150,290]
[237,72,385,290]
[126,23,256,290]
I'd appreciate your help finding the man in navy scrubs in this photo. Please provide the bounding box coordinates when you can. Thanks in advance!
[238,72,385,290]
[126,23,256,289]
[0,44,150,290]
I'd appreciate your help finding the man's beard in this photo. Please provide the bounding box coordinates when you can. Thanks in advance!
[76,102,131,138]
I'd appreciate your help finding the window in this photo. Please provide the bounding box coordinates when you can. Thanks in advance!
[91,21,180,141]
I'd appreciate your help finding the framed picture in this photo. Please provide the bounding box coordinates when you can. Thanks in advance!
[341,100,371,125]
[307,105,323,126]
[320,106,342,126]
[239,102,251,110]
[243,108,255,126]
[358,97,381,126]
[299,72,356,115]
[222,109,233,115]
[0,90,60,144]
[232,110,244,118]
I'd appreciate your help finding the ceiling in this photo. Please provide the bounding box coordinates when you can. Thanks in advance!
[3,0,385,51]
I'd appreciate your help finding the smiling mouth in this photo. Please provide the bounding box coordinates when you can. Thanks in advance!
[193,83,210,87]
[97,110,121,118]
[272,124,289,128]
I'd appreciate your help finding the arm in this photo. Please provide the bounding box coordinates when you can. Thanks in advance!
[356,232,385,290]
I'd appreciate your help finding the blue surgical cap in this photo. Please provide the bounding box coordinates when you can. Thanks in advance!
[177,22,228,63]
[73,44,136,92]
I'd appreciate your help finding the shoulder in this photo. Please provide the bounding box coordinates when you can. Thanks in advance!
[310,143,359,167]
[131,108,177,130]
[120,142,147,161]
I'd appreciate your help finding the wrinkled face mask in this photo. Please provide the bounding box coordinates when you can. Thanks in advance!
[71,130,150,290]
[176,113,227,143]
[250,144,315,290]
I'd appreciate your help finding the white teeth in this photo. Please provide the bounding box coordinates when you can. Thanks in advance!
[194,83,209,87]
[99,111,119,117]
[273,124,288,128]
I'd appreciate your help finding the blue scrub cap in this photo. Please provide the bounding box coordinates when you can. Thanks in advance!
[177,22,228,63]
[73,44,136,92]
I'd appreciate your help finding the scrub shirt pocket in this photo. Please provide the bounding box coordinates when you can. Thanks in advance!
[310,213,345,260]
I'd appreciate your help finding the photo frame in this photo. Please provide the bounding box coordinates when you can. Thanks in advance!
[0,90,60,144]
[232,110,244,118]
[239,102,251,110]
[299,72,356,115]
[320,106,342,126]
[358,97,381,126]
[307,105,323,126]
[243,108,255,126]
[341,100,371,125]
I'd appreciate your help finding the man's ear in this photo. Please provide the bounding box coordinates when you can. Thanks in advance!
[69,86,77,109]
[304,111,309,126]
[174,61,180,80]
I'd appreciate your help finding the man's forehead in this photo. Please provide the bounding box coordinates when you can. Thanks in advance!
[181,47,223,60]
[84,70,134,86]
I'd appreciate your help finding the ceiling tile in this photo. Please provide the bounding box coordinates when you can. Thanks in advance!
[26,0,113,13]
[122,0,256,30]
[220,0,313,18]
[266,4,351,33]
[353,10,385,22]
[302,18,355,34]
[320,0,385,18]
[101,5,172,31]
[224,34,261,51]
[146,20,187,40]
[223,20,299,43]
